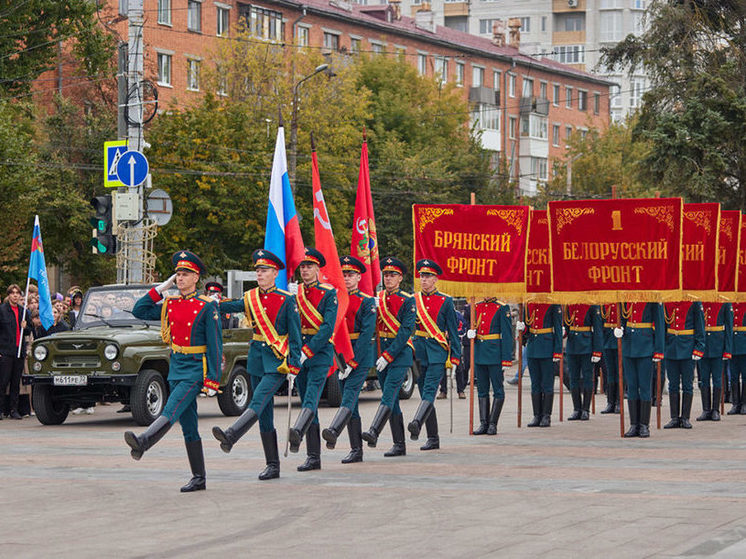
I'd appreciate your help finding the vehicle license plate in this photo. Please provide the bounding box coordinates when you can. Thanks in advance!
[53,375,88,386]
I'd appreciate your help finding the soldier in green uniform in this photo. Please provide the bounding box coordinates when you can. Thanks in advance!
[211,249,301,480]
[126,251,222,492]
[697,302,733,421]
[662,301,705,429]
[729,303,746,415]
[600,304,621,414]
[407,259,461,451]
[466,298,514,435]
[322,256,376,463]
[564,304,603,421]
[287,247,338,471]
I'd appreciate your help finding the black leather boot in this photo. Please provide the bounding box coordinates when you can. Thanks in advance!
[581,389,593,420]
[486,398,504,435]
[408,400,433,441]
[624,400,639,437]
[527,393,543,427]
[420,407,439,450]
[697,385,712,421]
[473,397,490,435]
[638,400,651,438]
[600,383,616,414]
[297,423,321,471]
[741,381,746,415]
[664,392,680,429]
[361,404,391,448]
[258,430,280,480]
[125,415,172,460]
[288,407,315,453]
[384,413,407,457]
[539,391,553,427]
[180,440,206,492]
[680,393,693,429]
[711,387,722,421]
[212,408,258,453]
[728,378,741,415]
[568,388,582,420]
[322,407,352,449]
[341,417,363,463]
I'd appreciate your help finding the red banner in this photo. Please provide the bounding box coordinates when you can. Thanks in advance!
[718,210,740,298]
[682,203,719,298]
[548,198,683,303]
[350,138,381,295]
[737,215,746,299]
[527,210,551,298]
[412,204,530,298]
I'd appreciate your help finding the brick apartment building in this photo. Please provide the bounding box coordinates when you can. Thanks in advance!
[79,1,613,195]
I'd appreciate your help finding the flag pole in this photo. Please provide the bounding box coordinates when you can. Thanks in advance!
[468,192,476,435]
[17,215,37,358]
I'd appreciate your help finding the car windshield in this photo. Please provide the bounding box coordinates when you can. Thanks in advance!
[75,286,175,329]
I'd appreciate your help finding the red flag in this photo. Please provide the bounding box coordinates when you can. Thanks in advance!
[311,148,354,366]
[350,134,381,295]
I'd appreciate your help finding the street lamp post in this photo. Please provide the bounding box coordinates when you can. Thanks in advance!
[289,63,329,189]
[565,148,583,196]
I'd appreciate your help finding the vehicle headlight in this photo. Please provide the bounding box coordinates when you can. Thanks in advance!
[33,362,42,372]
[33,345,48,361]
[104,344,119,360]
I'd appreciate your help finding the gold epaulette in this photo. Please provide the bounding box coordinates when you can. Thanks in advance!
[400,291,412,297]
[319,283,334,290]
[360,292,374,299]
[276,288,291,296]
[198,295,213,303]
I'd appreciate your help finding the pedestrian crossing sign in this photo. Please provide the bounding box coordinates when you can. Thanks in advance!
[104,140,129,187]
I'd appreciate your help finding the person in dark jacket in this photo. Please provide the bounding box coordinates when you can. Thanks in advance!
[0,284,32,419]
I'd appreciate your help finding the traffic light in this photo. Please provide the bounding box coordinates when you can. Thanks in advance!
[90,195,116,255]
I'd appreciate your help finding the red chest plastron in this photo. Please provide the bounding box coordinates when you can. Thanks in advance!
[417,293,445,328]
[702,302,723,327]
[378,291,407,335]
[167,296,205,346]
[346,292,363,332]
[665,301,693,330]
[567,304,591,327]
[476,301,499,335]
[300,284,327,330]
[529,303,554,328]
[733,303,746,328]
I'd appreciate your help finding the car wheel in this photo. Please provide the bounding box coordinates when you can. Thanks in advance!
[131,369,168,426]
[31,385,69,425]
[217,365,252,416]
[324,373,342,407]
[399,366,416,400]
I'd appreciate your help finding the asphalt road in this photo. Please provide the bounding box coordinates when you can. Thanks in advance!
[2,377,746,558]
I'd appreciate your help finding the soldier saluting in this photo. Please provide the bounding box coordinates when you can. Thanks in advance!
[362,256,415,456]
[322,255,377,463]
[408,259,461,450]
[211,249,301,480]
[126,251,222,493]
[287,247,338,472]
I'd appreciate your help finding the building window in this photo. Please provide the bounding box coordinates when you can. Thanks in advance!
[239,4,283,41]
[520,17,530,33]
[350,37,361,54]
[565,86,573,108]
[187,0,202,33]
[508,74,516,97]
[559,14,585,32]
[324,32,340,52]
[456,62,464,87]
[630,78,645,108]
[566,125,573,142]
[632,0,646,8]
[187,58,200,91]
[610,84,622,108]
[493,70,501,91]
[370,41,384,55]
[217,5,230,37]
[418,53,427,76]
[157,52,171,86]
[531,157,548,181]
[594,92,600,114]
[553,84,560,106]
[578,90,587,111]
[217,65,227,96]
[540,81,547,100]
[541,16,546,32]
[552,124,560,147]
[395,46,406,58]
[633,11,645,35]
[157,0,171,25]
[521,114,547,139]
[522,77,533,98]
[509,116,517,139]
[472,66,484,87]
[600,0,623,7]
[554,45,585,64]
[435,57,448,83]
[297,26,309,47]
[600,11,623,42]
[471,104,500,131]
[479,19,497,34]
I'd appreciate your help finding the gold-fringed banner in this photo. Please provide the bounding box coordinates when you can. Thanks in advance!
[547,198,684,303]
[682,203,719,300]
[717,210,740,301]
[412,204,530,298]
[525,209,554,303]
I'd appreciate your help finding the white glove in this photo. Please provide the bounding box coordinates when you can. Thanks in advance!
[591,355,601,363]
[155,273,176,294]
[516,321,525,332]
[613,327,624,339]
[467,329,476,339]
[652,357,661,363]
[376,356,388,372]
[339,365,353,380]
[552,356,560,363]
[692,354,701,361]
[205,388,217,397]
[300,353,308,366]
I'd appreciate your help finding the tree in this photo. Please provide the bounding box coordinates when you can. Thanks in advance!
[602,1,746,208]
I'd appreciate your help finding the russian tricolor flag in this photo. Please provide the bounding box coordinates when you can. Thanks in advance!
[264,124,304,289]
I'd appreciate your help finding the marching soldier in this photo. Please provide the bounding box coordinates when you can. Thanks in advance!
[287,247,338,471]
[322,256,376,463]
[407,259,461,451]
[697,302,733,421]
[211,249,301,480]
[618,302,665,438]
[662,301,705,429]
[600,304,621,414]
[466,298,514,435]
[729,302,746,415]
[126,251,222,492]
[517,303,562,427]
[564,304,603,421]
[205,281,238,329]
[362,256,415,456]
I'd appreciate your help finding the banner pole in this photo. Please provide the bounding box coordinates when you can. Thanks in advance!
[721,370,726,415]
[618,335,624,437]
[656,361,662,429]
[517,303,523,428]
[468,192,476,435]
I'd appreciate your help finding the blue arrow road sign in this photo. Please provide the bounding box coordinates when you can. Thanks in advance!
[116,150,149,187]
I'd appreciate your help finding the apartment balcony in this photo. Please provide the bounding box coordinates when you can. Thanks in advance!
[553,0,586,13]
[519,137,549,159]
[519,97,550,116]
[443,1,469,17]
[552,30,586,44]
[469,86,500,106]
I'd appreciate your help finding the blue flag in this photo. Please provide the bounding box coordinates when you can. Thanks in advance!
[28,215,54,329]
